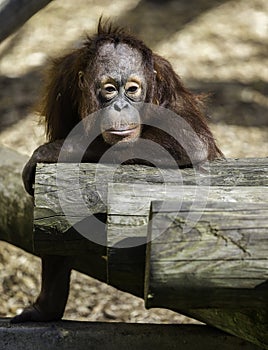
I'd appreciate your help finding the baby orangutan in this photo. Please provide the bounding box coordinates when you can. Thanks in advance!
[12,20,222,322]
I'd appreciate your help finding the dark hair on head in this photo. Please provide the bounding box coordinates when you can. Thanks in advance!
[85,17,154,70]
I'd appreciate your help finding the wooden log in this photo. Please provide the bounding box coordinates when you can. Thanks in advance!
[145,200,268,309]
[0,147,33,253]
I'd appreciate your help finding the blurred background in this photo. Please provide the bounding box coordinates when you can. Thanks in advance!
[0,0,267,322]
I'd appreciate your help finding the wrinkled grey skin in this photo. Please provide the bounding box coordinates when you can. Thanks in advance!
[94,44,147,144]
[96,43,146,89]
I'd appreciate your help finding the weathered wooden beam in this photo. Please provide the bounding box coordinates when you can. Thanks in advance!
[34,158,268,254]
[145,200,268,309]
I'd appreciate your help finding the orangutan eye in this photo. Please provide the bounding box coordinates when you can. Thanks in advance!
[127,85,138,93]
[105,84,116,93]
[125,81,141,97]
[101,83,118,100]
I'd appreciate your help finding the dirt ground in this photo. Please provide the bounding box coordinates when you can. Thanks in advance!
[0,0,267,323]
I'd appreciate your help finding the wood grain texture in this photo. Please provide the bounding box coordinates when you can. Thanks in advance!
[145,201,268,308]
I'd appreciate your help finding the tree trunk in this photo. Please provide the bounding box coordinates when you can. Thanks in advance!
[0,0,53,43]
